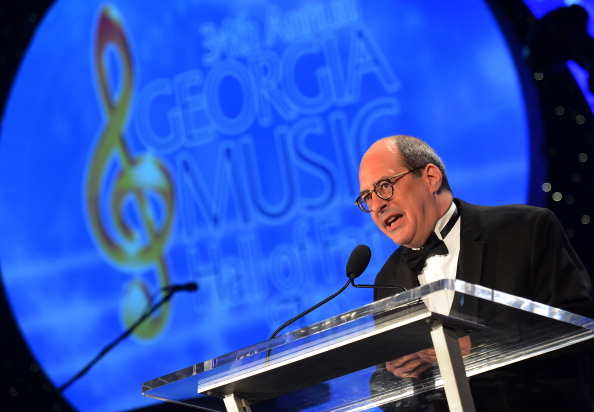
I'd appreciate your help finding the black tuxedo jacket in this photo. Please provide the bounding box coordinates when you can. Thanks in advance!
[372,199,594,411]
[374,198,594,318]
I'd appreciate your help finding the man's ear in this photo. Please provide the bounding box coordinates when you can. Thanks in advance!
[424,164,443,193]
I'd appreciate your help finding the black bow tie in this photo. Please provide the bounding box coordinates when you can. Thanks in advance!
[401,207,459,275]
[402,232,449,275]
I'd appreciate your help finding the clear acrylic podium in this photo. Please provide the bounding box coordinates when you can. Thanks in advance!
[142,280,594,411]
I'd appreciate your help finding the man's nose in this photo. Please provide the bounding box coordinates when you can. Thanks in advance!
[370,192,389,212]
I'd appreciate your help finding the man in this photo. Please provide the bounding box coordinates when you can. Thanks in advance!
[358,135,594,411]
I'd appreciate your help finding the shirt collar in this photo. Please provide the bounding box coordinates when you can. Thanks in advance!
[435,202,457,240]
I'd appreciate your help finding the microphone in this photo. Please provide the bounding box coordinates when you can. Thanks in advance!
[348,245,407,292]
[162,282,199,293]
[269,245,372,339]
[58,281,198,394]
[346,244,372,279]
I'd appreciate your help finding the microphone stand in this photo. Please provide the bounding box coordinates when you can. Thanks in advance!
[58,286,186,393]
[268,277,407,341]
[269,278,352,340]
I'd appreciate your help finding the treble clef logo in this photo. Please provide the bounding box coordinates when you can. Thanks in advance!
[85,6,176,339]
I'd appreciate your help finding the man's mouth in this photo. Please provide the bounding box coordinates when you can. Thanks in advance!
[384,214,402,227]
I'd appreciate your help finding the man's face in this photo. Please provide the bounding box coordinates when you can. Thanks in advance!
[358,142,439,248]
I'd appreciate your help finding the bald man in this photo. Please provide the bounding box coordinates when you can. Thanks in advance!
[358,135,594,411]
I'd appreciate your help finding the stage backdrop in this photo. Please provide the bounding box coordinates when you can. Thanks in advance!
[0,0,542,410]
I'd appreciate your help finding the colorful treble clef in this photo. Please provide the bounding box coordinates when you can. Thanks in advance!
[85,6,176,339]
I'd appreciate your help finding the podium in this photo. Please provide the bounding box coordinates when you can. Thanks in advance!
[142,280,594,411]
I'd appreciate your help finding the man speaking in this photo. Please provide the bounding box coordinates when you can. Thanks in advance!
[357,135,594,411]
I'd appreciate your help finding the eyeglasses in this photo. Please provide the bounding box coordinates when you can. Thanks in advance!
[355,169,419,213]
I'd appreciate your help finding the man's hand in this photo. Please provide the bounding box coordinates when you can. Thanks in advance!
[385,336,471,379]
[385,353,433,378]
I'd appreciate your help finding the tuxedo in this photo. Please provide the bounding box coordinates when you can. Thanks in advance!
[373,199,594,411]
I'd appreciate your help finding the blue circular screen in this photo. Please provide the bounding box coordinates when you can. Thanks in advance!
[0,1,529,410]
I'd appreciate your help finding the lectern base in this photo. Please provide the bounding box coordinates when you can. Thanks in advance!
[429,318,475,412]
[223,394,251,412]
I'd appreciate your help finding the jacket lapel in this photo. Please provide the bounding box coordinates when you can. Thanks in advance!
[455,199,486,317]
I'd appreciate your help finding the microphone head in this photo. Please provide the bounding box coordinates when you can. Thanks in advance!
[346,244,371,279]
[183,282,199,292]
[164,282,199,292]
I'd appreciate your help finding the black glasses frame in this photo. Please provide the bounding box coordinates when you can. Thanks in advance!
[354,168,421,212]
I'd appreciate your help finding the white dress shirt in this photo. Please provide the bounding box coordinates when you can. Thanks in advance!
[418,202,461,313]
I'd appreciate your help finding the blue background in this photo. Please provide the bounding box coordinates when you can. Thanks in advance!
[2,0,587,410]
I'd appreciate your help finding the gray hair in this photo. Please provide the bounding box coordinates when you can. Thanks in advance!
[391,135,451,193]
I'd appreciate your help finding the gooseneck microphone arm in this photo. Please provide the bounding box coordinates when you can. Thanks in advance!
[57,282,198,394]
[269,278,352,339]
[268,244,406,340]
[269,244,373,340]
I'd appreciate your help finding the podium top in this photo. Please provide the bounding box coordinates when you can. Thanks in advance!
[142,280,594,411]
